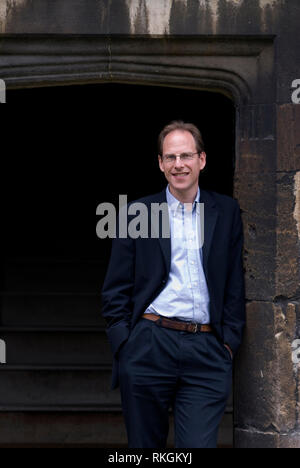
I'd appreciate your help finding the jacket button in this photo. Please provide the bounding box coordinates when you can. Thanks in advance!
[162,279,166,284]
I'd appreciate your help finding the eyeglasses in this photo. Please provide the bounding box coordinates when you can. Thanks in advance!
[162,152,199,163]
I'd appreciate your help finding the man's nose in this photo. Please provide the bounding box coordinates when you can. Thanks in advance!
[174,156,184,167]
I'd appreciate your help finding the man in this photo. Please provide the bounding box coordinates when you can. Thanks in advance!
[101,120,245,448]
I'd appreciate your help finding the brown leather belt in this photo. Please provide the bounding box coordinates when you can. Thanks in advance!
[142,313,213,333]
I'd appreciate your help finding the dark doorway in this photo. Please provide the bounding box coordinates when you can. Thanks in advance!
[1,83,235,447]
[3,83,235,262]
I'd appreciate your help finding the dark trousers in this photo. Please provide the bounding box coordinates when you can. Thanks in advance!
[118,317,233,448]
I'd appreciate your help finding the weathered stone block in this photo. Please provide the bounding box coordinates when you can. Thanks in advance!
[234,173,277,300]
[276,172,300,298]
[234,301,297,433]
[279,433,300,448]
[277,105,300,172]
[237,104,276,173]
[235,429,300,448]
[235,428,279,448]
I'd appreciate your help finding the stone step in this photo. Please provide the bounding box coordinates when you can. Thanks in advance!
[0,367,119,410]
[0,364,232,413]
[0,411,233,447]
[1,293,105,327]
[0,329,112,365]
[2,258,109,293]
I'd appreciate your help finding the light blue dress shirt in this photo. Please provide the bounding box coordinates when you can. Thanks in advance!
[144,185,210,324]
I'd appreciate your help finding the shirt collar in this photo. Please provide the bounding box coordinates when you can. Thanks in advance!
[166,185,200,213]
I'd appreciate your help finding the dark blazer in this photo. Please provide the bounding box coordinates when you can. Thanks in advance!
[101,188,245,389]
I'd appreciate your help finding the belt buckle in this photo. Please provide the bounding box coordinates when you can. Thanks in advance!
[191,322,198,333]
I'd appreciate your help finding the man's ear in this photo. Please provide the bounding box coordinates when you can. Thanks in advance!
[199,152,206,171]
[158,155,165,173]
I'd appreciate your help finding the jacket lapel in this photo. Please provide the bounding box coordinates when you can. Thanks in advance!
[149,189,171,274]
[200,189,219,277]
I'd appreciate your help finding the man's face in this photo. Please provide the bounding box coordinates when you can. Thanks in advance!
[158,130,206,196]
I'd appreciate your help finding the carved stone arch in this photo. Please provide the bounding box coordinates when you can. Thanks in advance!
[1,33,284,448]
[1,35,276,174]
[1,35,274,104]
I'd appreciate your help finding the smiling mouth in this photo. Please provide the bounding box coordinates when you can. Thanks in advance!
[172,173,189,177]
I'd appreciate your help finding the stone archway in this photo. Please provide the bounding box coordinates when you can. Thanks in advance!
[2,34,297,448]
[1,80,235,447]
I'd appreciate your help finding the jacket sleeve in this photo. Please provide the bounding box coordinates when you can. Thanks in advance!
[101,214,135,357]
[222,201,246,355]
